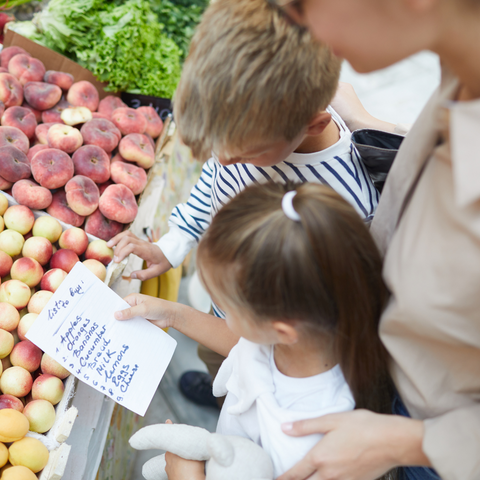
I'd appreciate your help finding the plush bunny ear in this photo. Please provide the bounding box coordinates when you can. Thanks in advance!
[142,454,168,480]
[207,434,235,468]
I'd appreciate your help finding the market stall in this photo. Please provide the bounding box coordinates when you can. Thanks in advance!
[0,2,205,477]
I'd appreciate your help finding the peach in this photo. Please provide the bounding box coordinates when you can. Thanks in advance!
[34,122,58,145]
[58,227,88,255]
[0,47,29,68]
[0,100,5,119]
[92,112,110,120]
[10,257,43,288]
[46,190,85,227]
[46,124,83,153]
[118,133,155,169]
[32,215,62,243]
[8,54,45,86]
[98,96,127,118]
[0,302,19,331]
[0,355,11,371]
[10,340,42,372]
[145,133,155,150]
[137,106,163,138]
[0,74,23,107]
[4,205,34,235]
[50,249,79,273]
[12,179,52,210]
[22,236,53,266]
[0,279,31,309]
[8,437,49,473]
[0,126,29,153]
[85,239,114,266]
[67,81,99,112]
[41,98,70,124]
[31,148,74,189]
[1,106,36,139]
[26,144,49,162]
[83,258,106,281]
[32,374,64,405]
[0,329,14,359]
[0,146,30,183]
[0,394,23,412]
[41,353,69,379]
[112,107,147,135]
[44,70,74,90]
[84,208,123,241]
[0,176,12,190]
[98,180,114,195]
[17,312,37,341]
[22,101,41,122]
[110,152,124,164]
[0,230,25,257]
[0,366,32,397]
[0,250,13,276]
[0,194,7,216]
[61,106,92,126]
[27,290,53,314]
[72,145,110,183]
[65,175,99,216]
[80,118,121,153]
[110,160,147,195]
[99,184,138,224]
[40,268,67,293]
[24,81,62,111]
[23,399,55,433]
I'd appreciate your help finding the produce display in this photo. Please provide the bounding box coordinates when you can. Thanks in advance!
[9,0,183,98]
[0,191,113,477]
[0,46,164,242]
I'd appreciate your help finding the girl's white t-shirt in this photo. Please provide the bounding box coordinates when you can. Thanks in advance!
[213,338,355,478]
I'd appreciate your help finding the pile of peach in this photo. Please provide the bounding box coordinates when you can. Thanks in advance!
[0,46,164,242]
[0,409,50,479]
[0,195,114,447]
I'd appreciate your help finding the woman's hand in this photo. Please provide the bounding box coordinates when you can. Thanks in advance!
[114,293,181,330]
[278,410,429,480]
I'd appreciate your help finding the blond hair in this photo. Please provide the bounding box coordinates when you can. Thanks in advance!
[198,181,393,414]
[173,0,341,161]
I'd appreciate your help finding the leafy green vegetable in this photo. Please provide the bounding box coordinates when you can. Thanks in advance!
[11,0,182,98]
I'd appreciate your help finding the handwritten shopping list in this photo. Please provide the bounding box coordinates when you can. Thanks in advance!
[26,262,177,416]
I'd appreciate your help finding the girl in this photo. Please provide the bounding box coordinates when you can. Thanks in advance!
[117,181,393,478]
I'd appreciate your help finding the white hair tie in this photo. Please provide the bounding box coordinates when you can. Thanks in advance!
[282,191,301,221]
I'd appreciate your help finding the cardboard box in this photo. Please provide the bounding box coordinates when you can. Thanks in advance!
[3,29,118,99]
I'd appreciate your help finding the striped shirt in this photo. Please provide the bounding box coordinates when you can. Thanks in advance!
[157,107,378,276]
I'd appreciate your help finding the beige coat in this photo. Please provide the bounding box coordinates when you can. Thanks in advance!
[371,67,480,480]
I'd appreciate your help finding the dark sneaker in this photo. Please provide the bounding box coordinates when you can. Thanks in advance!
[179,371,219,409]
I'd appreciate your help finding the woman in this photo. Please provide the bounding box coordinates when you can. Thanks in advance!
[269,1,480,480]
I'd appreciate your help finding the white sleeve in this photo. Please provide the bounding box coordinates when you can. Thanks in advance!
[154,158,215,268]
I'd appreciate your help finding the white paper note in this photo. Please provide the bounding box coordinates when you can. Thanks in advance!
[27,262,177,416]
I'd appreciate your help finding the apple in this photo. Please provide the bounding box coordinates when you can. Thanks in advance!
[3,205,34,235]
[85,239,114,266]
[22,399,56,433]
[10,257,43,288]
[83,259,106,281]
[0,280,31,309]
[50,249,79,273]
[32,215,62,243]
[0,366,33,397]
[32,374,65,405]
[0,302,20,331]
[40,268,67,293]
[40,353,70,379]
[27,290,53,314]
[59,227,88,256]
[22,236,53,266]
[0,229,24,256]
[9,340,42,373]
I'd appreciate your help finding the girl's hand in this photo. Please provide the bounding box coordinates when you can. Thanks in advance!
[165,452,206,480]
[114,293,180,330]
[278,410,429,480]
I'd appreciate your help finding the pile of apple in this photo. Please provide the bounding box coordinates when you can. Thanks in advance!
[0,45,164,242]
[0,192,114,474]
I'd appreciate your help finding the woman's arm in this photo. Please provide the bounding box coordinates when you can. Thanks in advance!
[278,410,430,480]
[115,293,240,357]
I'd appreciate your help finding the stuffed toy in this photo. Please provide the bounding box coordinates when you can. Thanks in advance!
[129,423,274,480]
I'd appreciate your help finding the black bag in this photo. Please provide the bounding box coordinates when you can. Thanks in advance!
[351,129,405,193]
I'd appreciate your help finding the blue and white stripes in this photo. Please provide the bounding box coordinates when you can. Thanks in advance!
[157,107,379,270]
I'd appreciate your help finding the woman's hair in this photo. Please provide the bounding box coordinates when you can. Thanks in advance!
[198,181,393,413]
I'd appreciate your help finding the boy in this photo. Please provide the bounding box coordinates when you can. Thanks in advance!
[108,0,378,405]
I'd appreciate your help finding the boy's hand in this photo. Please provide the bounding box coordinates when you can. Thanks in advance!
[107,231,172,281]
[165,452,206,480]
[114,293,179,330]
